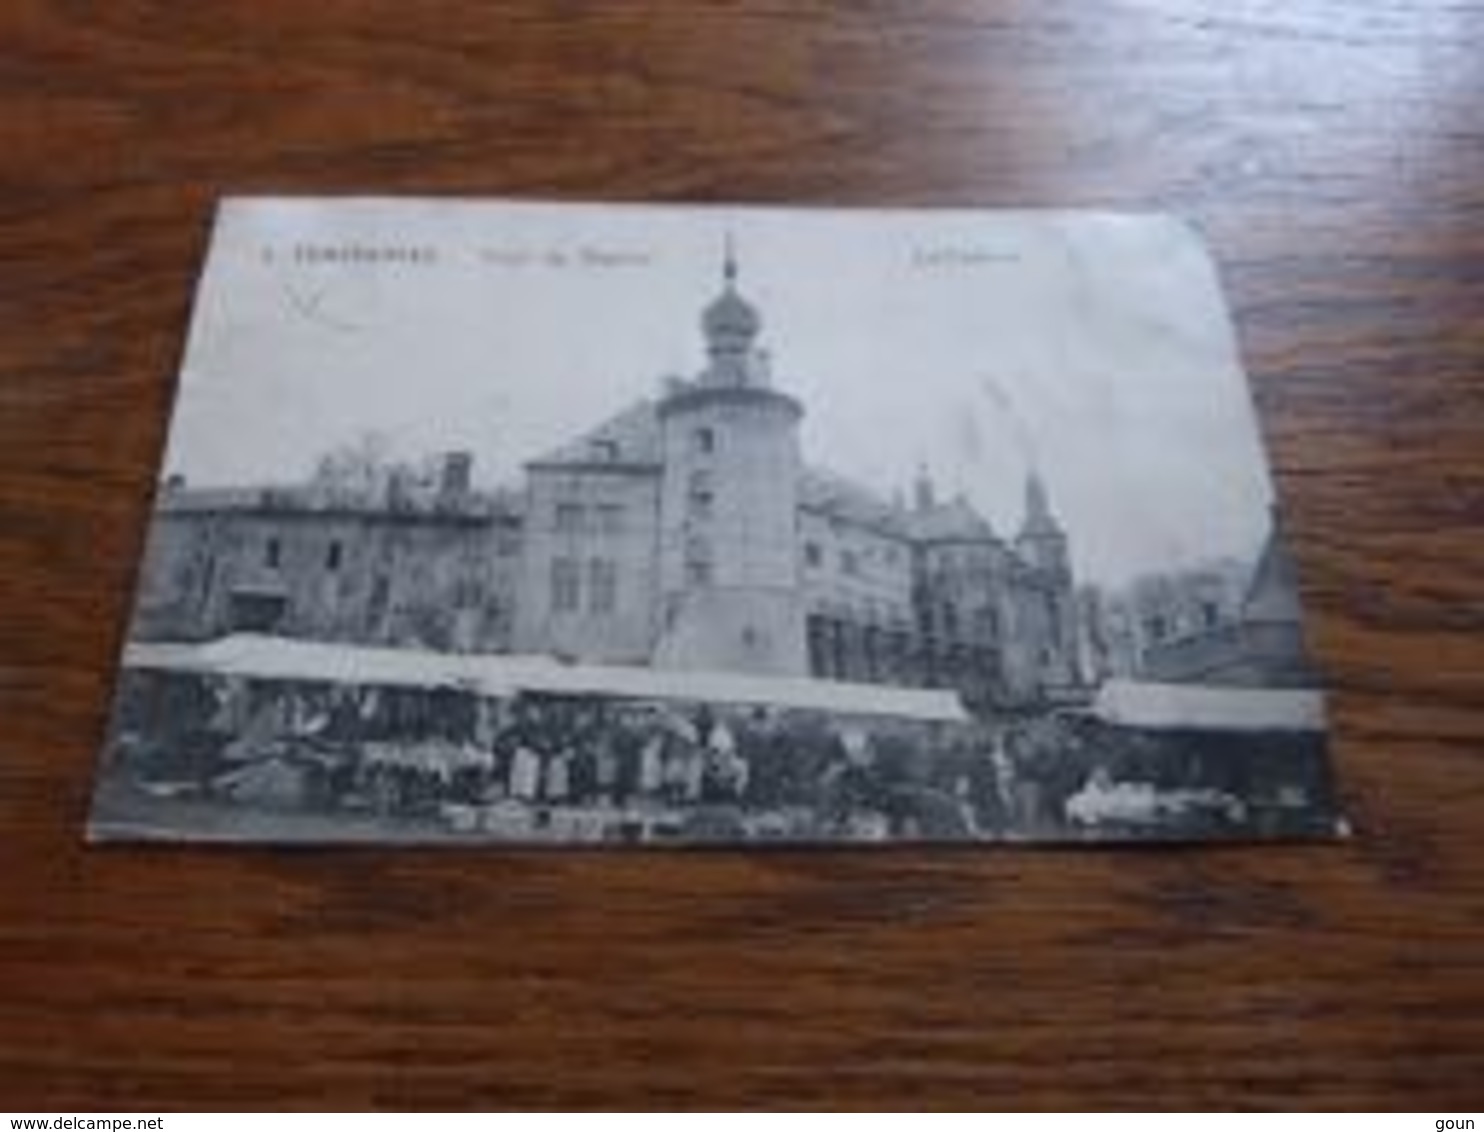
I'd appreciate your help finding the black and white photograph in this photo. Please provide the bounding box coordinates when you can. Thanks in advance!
[89,198,1343,845]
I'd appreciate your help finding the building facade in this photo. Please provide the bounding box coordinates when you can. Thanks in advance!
[136,463,524,654]
[133,250,1082,708]
[1078,514,1318,689]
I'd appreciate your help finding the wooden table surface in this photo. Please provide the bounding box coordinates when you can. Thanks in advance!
[3,0,1482,1111]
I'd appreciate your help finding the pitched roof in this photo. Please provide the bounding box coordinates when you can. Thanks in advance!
[1242,526,1304,625]
[904,498,997,544]
[526,398,663,470]
[155,483,519,521]
[799,468,1004,546]
[799,466,909,538]
[156,485,296,514]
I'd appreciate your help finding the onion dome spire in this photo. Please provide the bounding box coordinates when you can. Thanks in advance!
[702,233,761,382]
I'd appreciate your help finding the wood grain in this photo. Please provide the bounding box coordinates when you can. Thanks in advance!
[2,0,1483,1110]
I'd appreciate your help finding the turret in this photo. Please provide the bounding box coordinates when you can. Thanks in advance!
[1015,470,1080,690]
[1016,470,1069,579]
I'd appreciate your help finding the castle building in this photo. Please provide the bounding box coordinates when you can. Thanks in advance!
[133,249,1082,709]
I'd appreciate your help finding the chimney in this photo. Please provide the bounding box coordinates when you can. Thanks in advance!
[439,451,473,499]
[386,467,415,511]
[913,464,936,512]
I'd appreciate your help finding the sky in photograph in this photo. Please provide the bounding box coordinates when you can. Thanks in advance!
[163,198,1277,588]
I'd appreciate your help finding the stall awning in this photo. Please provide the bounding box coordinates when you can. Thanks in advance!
[465,655,970,723]
[1091,678,1326,732]
[124,635,486,692]
[123,635,970,724]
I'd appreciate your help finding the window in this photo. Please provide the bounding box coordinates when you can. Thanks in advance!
[688,469,714,519]
[367,574,391,631]
[589,558,618,614]
[551,557,580,612]
[804,541,823,568]
[590,438,620,462]
[555,502,584,533]
[325,540,343,572]
[1202,601,1220,629]
[1146,615,1168,642]
[841,549,860,577]
[596,503,625,534]
[693,427,716,455]
[974,606,999,640]
[264,537,281,569]
[229,591,286,633]
[941,602,959,638]
[685,536,713,587]
[197,555,217,611]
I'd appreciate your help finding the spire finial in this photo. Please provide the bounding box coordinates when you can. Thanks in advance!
[1027,468,1048,515]
[1020,468,1061,541]
[701,234,760,382]
[913,461,936,512]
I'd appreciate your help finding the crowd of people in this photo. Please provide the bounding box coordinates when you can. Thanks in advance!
[106,669,1320,840]
[108,671,998,838]
[344,691,990,838]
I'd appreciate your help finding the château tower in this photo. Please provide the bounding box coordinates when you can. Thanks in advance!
[652,241,808,675]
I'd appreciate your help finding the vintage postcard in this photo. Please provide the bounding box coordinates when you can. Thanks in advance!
[90,198,1342,844]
